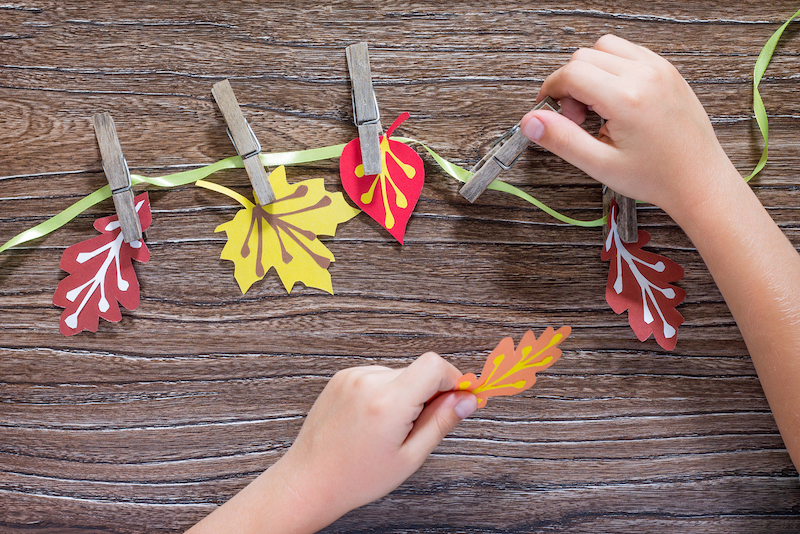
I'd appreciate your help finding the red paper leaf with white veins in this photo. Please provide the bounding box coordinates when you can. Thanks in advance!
[53,192,152,336]
[340,112,425,244]
[601,201,685,350]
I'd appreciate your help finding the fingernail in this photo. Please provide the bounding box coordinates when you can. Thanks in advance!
[521,116,544,141]
[454,396,478,419]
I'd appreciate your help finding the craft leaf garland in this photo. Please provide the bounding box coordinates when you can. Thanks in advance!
[602,202,685,351]
[340,112,425,243]
[213,166,360,294]
[53,193,152,336]
[458,327,570,407]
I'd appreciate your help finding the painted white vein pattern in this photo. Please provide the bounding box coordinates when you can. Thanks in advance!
[63,199,145,329]
[605,205,677,340]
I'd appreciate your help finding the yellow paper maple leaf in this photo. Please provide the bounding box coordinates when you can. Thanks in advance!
[214,166,360,294]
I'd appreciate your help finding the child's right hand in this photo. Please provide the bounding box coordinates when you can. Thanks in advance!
[520,34,740,218]
[186,352,478,534]
[521,35,800,473]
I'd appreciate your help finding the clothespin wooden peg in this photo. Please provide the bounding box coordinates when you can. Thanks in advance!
[603,186,638,243]
[211,79,276,205]
[93,112,142,243]
[460,97,562,203]
[346,42,383,176]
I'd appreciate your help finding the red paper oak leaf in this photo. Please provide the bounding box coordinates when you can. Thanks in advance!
[601,202,685,350]
[339,112,425,244]
[53,192,152,336]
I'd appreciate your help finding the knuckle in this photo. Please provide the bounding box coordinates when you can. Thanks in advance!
[329,368,351,387]
[433,411,454,438]
[418,351,443,369]
[561,60,582,81]
[349,370,374,391]
[594,34,617,49]
[570,47,590,63]
[617,84,646,111]
[638,64,661,84]
[418,351,452,377]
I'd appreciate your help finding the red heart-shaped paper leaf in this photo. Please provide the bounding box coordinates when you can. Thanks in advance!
[339,113,425,244]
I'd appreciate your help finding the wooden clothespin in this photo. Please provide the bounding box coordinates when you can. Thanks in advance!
[603,187,638,243]
[460,97,562,203]
[93,112,142,243]
[211,79,276,205]
[346,42,383,176]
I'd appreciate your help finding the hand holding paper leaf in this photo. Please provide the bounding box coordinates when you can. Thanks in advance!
[458,327,570,408]
[214,166,360,294]
[53,193,152,336]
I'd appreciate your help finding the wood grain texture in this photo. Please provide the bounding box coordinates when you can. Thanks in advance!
[1,1,799,533]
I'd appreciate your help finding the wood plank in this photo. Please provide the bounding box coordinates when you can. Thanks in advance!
[1,2,799,533]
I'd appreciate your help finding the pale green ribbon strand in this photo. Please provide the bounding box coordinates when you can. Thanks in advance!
[746,8,800,182]
[4,10,798,256]
[0,145,344,254]
[395,137,606,228]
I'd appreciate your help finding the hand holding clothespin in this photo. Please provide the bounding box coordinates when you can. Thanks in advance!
[212,79,276,205]
[460,97,561,203]
[93,112,142,243]
[346,42,383,176]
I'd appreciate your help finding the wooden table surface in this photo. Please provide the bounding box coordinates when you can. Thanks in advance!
[2,2,799,532]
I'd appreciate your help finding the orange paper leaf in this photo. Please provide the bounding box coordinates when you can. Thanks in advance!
[458,327,570,408]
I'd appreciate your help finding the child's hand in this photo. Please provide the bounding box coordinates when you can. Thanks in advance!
[187,353,478,534]
[281,352,477,518]
[520,34,738,216]
[518,35,800,474]
[271,352,478,531]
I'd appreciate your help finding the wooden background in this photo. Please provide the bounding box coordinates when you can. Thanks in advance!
[1,1,799,532]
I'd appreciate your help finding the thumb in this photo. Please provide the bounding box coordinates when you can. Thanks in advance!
[402,391,478,461]
[521,109,617,182]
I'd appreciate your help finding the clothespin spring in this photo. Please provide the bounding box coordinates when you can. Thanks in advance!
[351,90,381,129]
[104,156,132,195]
[476,123,523,172]
[226,122,262,161]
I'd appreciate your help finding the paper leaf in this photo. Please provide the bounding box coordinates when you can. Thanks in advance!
[601,202,685,350]
[339,112,425,244]
[458,327,570,408]
[215,165,360,294]
[52,192,152,336]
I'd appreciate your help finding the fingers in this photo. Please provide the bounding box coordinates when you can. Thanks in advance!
[520,109,617,183]
[402,390,477,461]
[539,60,619,119]
[390,352,464,406]
[538,35,656,121]
[593,34,652,60]
[558,97,588,125]
[570,46,632,76]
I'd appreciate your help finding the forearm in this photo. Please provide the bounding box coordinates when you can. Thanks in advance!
[670,161,800,469]
[186,458,333,534]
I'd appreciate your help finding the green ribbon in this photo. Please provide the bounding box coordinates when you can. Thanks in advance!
[396,137,606,228]
[746,8,800,182]
[4,8,798,257]
[0,145,345,254]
